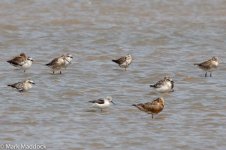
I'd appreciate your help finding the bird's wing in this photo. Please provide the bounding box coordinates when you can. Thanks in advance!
[133,103,146,112]
[46,57,64,66]
[199,60,211,67]
[143,102,162,113]
[7,56,26,66]
[112,56,126,64]
[10,82,24,91]
[89,99,105,104]
[196,59,212,69]
[152,79,165,88]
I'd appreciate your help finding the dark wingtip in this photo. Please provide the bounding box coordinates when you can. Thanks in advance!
[132,104,137,107]
[7,84,13,87]
[150,85,154,87]
[7,60,18,66]
[112,60,117,63]
[45,63,50,66]
[7,60,13,64]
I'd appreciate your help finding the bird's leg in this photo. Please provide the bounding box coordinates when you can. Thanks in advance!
[60,71,62,74]
[152,114,154,119]
[24,70,26,73]
[210,72,212,77]
[53,71,55,74]
[205,72,207,77]
[19,89,24,93]
[125,62,128,71]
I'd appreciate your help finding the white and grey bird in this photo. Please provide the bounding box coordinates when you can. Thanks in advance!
[46,55,65,74]
[8,79,35,92]
[150,77,174,93]
[194,56,219,77]
[112,54,132,70]
[62,54,73,69]
[89,96,115,111]
[7,53,33,72]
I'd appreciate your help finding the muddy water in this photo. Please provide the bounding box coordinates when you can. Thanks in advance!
[0,0,226,149]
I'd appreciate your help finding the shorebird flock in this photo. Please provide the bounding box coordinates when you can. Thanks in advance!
[6,53,219,119]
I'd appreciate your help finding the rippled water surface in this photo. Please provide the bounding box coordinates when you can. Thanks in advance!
[0,0,226,149]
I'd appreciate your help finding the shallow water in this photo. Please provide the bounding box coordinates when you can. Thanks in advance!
[0,0,226,149]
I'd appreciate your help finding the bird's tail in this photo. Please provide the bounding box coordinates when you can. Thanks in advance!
[7,60,17,65]
[194,63,199,66]
[112,59,119,64]
[45,63,51,66]
[150,85,155,87]
[7,84,14,88]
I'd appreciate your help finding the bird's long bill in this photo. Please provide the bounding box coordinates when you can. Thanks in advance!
[111,101,116,105]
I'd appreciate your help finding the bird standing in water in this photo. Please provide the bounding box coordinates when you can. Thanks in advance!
[132,97,165,119]
[112,54,132,71]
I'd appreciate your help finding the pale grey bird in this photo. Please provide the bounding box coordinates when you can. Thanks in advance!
[46,55,65,74]
[8,79,35,92]
[194,56,219,77]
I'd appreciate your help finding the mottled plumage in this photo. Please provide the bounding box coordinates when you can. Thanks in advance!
[132,97,165,119]
[150,77,174,93]
[112,54,132,70]
[46,54,73,74]
[46,56,65,74]
[8,79,35,92]
[194,56,219,77]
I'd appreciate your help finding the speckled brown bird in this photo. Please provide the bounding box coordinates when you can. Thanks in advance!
[112,54,132,71]
[132,97,165,119]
